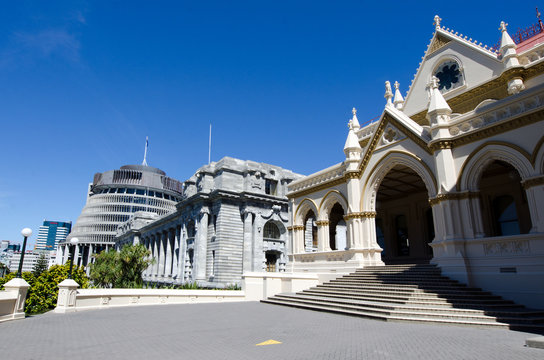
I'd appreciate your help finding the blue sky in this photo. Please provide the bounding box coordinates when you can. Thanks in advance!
[0,1,537,246]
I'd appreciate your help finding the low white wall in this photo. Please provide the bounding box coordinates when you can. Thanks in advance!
[70,288,246,312]
[0,290,18,322]
[434,233,544,309]
[242,272,319,301]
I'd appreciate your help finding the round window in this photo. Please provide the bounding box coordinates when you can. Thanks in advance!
[434,60,463,92]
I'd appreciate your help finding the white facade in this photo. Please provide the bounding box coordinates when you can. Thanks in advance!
[286,17,544,309]
[8,251,52,273]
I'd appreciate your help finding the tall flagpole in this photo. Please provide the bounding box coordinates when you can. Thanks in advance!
[208,123,212,164]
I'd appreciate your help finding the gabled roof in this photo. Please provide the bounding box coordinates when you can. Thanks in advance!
[402,20,504,119]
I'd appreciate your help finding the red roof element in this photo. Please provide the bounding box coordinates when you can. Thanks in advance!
[517,30,544,53]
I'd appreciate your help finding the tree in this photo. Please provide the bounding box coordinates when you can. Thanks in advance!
[33,254,48,277]
[89,244,153,288]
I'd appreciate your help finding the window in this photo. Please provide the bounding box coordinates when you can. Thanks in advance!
[434,60,464,93]
[136,189,145,196]
[263,222,280,240]
[265,179,277,195]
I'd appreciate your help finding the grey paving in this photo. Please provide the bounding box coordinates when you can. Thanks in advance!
[0,302,542,360]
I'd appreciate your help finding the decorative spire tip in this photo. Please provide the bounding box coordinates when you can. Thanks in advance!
[433,15,442,29]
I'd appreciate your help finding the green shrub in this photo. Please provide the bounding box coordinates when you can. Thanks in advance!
[0,262,89,314]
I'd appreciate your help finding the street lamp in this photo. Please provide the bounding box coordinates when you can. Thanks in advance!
[16,228,32,278]
[67,238,79,279]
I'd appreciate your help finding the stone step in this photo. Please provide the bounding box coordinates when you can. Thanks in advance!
[269,294,544,324]
[262,298,544,330]
[317,283,493,296]
[302,289,515,306]
[261,264,540,330]
[322,281,482,291]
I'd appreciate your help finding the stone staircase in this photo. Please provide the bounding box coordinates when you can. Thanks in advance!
[262,264,544,332]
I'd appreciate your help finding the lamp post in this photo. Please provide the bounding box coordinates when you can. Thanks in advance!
[16,228,32,278]
[67,238,79,279]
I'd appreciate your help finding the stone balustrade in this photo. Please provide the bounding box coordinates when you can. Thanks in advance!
[287,163,346,194]
[0,278,30,323]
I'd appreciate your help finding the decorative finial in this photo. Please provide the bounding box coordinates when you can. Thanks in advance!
[384,81,393,105]
[499,21,508,32]
[352,107,357,116]
[433,15,442,29]
[394,81,400,90]
[348,119,353,130]
[430,76,439,89]
[537,7,544,31]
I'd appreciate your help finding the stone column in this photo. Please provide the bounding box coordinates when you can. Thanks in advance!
[55,279,79,314]
[315,220,330,252]
[3,278,30,320]
[157,232,166,280]
[193,208,209,281]
[252,216,264,271]
[132,234,140,246]
[172,227,180,281]
[177,224,186,281]
[242,210,254,273]
[152,235,159,278]
[164,229,173,280]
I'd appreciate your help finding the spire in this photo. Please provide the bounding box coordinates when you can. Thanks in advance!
[428,76,451,116]
[142,136,149,166]
[498,21,524,94]
[393,81,404,110]
[344,120,362,155]
[351,107,360,130]
[384,81,393,107]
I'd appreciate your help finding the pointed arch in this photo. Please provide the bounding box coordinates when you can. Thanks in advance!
[361,151,438,212]
[294,198,319,225]
[458,142,534,191]
[318,190,349,221]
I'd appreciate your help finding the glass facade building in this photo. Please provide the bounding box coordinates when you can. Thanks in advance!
[35,220,72,251]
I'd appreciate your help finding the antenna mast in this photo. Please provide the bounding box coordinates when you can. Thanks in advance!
[142,136,149,166]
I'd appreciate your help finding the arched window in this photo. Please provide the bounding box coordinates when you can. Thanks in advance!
[263,222,280,240]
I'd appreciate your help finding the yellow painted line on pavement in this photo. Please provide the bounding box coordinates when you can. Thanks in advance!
[256,339,282,346]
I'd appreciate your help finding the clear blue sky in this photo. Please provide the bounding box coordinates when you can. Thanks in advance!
[1,1,537,246]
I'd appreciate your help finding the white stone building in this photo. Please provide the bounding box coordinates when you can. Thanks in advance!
[115,157,302,287]
[285,16,544,309]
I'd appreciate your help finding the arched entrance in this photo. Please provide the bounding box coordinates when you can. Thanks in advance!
[328,203,346,250]
[479,160,532,236]
[375,165,434,264]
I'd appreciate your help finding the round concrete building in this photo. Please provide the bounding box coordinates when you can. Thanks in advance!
[57,164,183,267]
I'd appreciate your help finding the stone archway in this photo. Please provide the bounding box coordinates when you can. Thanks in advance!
[362,152,437,264]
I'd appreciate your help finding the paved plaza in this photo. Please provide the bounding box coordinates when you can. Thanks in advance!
[0,302,542,360]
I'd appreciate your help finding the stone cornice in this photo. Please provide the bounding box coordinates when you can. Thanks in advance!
[428,191,479,206]
[522,176,544,189]
[344,211,377,220]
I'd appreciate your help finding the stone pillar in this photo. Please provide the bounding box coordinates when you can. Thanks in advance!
[158,232,166,280]
[193,208,209,281]
[132,234,140,246]
[63,244,70,265]
[177,224,186,281]
[152,235,159,278]
[253,216,264,271]
[164,229,173,280]
[172,227,180,280]
[55,279,79,314]
[315,220,329,252]
[242,210,254,273]
[523,180,544,233]
[3,278,30,320]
